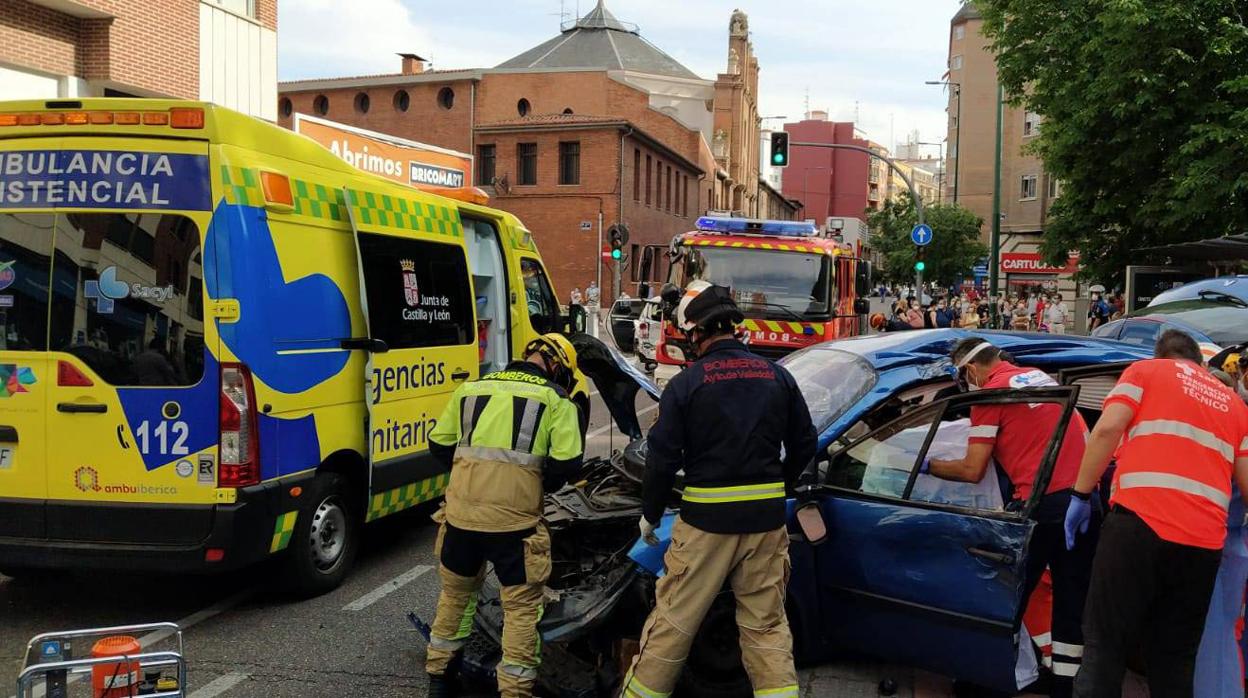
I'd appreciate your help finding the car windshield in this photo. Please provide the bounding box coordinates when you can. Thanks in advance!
[684,245,830,320]
[781,346,877,431]
[1134,301,1248,346]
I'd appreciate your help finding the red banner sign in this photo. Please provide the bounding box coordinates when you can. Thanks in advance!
[1000,252,1078,274]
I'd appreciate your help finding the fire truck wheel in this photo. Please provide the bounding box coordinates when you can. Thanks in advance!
[281,472,359,597]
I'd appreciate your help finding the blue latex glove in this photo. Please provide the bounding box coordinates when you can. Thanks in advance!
[1065,491,1092,550]
[918,458,931,474]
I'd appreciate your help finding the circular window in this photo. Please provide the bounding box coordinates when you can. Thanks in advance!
[313,95,328,116]
[517,98,531,117]
[279,98,292,118]
[562,107,574,115]
[354,92,370,114]
[437,87,455,110]
[394,90,410,112]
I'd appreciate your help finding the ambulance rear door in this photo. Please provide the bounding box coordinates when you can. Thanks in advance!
[0,137,62,540]
[42,139,218,545]
[344,187,477,519]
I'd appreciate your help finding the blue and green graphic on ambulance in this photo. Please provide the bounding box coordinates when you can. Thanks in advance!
[0,150,211,210]
[198,201,348,477]
[84,266,175,314]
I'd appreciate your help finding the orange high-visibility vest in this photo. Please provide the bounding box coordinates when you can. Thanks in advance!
[1106,359,1248,549]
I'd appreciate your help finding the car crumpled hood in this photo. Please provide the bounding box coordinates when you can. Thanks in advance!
[568,333,660,439]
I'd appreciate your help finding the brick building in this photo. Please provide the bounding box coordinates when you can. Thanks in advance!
[780,115,872,225]
[277,2,797,300]
[0,0,277,120]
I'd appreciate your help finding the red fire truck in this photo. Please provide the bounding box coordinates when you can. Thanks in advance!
[655,216,872,367]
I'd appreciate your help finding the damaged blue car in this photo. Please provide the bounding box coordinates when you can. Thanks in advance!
[435,330,1151,697]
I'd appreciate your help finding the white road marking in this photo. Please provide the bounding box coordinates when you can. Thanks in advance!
[188,672,250,698]
[585,403,659,440]
[10,589,254,698]
[342,564,433,611]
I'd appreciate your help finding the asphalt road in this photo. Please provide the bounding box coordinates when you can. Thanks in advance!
[0,387,658,698]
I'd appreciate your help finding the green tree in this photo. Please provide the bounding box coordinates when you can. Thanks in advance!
[867,194,987,288]
[976,0,1248,285]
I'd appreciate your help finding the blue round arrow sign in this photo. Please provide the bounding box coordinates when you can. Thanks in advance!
[911,224,933,246]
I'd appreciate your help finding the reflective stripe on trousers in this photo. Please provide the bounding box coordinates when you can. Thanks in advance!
[622,674,670,698]
[682,482,785,504]
[753,685,799,697]
[1116,471,1231,510]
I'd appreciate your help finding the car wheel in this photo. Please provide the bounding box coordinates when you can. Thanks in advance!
[280,472,359,597]
[676,592,752,698]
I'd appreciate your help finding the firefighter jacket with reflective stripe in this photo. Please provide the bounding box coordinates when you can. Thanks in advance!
[643,339,817,534]
[1105,358,1248,549]
[429,361,584,533]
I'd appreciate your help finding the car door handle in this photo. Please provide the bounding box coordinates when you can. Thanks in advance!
[57,402,108,414]
[966,546,1015,566]
[450,369,471,382]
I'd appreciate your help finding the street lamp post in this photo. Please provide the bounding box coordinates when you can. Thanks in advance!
[926,80,962,204]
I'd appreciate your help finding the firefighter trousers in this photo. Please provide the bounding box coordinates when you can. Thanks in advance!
[622,517,798,698]
[425,512,551,698]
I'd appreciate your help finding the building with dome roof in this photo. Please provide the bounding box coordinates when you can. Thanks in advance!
[277,2,796,299]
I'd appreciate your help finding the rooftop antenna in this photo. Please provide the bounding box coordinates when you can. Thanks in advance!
[551,0,572,28]
[854,100,860,123]
[803,87,810,120]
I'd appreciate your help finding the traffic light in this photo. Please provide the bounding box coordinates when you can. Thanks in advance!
[914,246,926,273]
[608,223,629,261]
[914,260,926,272]
[769,131,789,168]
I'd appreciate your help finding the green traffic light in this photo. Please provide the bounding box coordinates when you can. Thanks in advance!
[914,261,926,272]
[772,153,785,166]
[611,249,621,260]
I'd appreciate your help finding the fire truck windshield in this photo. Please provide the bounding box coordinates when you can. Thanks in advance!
[684,246,831,320]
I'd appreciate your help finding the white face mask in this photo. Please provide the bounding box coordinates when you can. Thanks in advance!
[965,368,982,391]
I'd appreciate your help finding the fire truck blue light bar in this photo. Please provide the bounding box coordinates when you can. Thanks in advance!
[694,216,818,237]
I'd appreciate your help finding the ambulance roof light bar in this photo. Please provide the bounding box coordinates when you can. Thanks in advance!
[694,216,818,238]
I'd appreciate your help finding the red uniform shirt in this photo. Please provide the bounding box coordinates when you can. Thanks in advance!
[1105,359,1248,549]
[968,362,1087,501]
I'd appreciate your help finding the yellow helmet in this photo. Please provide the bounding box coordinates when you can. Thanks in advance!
[524,333,578,391]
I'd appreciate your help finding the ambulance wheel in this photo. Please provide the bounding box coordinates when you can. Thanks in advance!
[281,472,359,597]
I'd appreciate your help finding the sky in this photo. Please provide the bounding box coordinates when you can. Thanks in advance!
[278,0,962,152]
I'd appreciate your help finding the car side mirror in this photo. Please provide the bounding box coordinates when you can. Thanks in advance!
[853,298,870,315]
[565,304,587,334]
[796,503,827,545]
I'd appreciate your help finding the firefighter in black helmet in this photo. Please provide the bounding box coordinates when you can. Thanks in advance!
[622,281,817,698]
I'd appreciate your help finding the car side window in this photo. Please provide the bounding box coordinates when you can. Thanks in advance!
[1118,321,1159,347]
[826,392,1073,514]
[829,403,940,497]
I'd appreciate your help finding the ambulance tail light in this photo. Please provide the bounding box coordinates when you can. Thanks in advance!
[57,360,94,387]
[219,363,260,488]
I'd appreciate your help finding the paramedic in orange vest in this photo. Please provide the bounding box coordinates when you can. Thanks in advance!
[927,337,1096,696]
[1065,330,1248,697]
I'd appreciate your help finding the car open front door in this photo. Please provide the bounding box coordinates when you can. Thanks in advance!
[805,386,1080,691]
[345,188,478,520]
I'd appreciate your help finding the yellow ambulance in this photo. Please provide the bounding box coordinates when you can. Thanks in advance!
[0,98,580,594]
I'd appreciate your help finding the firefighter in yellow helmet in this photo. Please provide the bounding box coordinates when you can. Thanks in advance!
[424,333,584,698]
[622,281,817,698]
